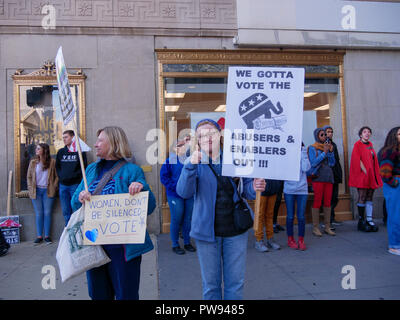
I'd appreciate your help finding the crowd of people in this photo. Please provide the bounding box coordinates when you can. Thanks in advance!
[0,122,398,301]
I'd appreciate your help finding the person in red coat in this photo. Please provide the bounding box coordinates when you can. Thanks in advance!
[349,126,383,232]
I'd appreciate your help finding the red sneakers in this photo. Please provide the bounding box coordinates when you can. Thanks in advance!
[287,236,298,249]
[298,237,307,251]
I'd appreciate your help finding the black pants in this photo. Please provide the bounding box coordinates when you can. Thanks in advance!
[330,183,339,222]
[86,245,142,300]
[273,185,284,225]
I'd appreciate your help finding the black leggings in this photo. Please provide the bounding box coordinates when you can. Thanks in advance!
[357,188,375,204]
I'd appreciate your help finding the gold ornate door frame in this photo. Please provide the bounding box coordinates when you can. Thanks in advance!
[156,49,349,232]
[12,62,86,197]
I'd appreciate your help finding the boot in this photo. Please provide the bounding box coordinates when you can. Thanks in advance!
[298,236,306,251]
[287,236,297,249]
[312,208,322,237]
[323,207,336,236]
[357,205,371,232]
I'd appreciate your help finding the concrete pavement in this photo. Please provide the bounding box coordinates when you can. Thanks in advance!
[1,221,400,300]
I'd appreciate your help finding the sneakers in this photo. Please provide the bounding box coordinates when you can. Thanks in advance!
[388,248,400,256]
[184,244,196,252]
[172,246,185,255]
[44,237,52,245]
[255,240,268,252]
[33,237,43,245]
[287,236,298,249]
[266,238,281,250]
[298,237,307,251]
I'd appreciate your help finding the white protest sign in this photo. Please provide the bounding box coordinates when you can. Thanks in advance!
[222,66,305,181]
[83,191,148,245]
[55,47,75,126]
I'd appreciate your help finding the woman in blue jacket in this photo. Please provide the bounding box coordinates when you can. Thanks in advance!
[72,126,156,300]
[177,119,266,300]
[160,139,195,255]
[284,143,311,250]
[308,127,336,237]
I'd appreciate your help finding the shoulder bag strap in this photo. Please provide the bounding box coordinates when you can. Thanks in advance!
[92,159,127,195]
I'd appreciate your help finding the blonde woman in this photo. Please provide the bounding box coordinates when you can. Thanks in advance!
[71,126,156,300]
[27,143,58,245]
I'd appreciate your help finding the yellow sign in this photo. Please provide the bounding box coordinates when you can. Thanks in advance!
[83,192,148,245]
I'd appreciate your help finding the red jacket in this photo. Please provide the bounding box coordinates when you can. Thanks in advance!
[349,140,383,189]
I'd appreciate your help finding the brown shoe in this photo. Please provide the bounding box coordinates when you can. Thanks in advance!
[323,207,336,236]
[312,208,322,237]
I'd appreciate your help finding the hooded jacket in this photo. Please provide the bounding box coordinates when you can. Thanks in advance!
[349,140,383,189]
[307,128,335,183]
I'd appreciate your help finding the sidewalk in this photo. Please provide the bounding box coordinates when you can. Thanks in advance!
[1,221,400,300]
[0,234,158,300]
[157,220,400,300]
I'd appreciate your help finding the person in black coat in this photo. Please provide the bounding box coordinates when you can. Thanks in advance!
[323,126,343,226]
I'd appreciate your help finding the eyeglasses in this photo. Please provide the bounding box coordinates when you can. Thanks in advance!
[197,130,220,141]
[319,133,326,136]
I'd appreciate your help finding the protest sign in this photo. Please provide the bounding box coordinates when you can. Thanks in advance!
[55,47,75,126]
[222,66,305,181]
[83,192,149,245]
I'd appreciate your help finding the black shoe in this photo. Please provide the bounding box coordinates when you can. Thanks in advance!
[44,237,52,244]
[276,224,285,231]
[0,246,9,257]
[172,246,185,255]
[184,244,196,252]
[366,220,379,232]
[273,226,279,233]
[358,219,372,232]
[34,237,43,245]
[331,220,343,226]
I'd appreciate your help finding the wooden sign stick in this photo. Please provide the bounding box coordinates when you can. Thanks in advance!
[72,118,88,192]
[7,171,12,216]
[253,190,262,233]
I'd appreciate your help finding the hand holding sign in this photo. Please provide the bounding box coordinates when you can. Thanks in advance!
[253,178,266,192]
[79,190,91,203]
[129,182,143,195]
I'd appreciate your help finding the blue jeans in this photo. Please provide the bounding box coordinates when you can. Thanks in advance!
[167,196,193,247]
[59,183,79,226]
[31,188,55,238]
[195,231,248,300]
[383,178,400,249]
[284,193,308,237]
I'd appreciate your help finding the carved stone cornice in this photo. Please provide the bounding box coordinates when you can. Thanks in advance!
[12,61,86,81]
[156,49,345,66]
[0,0,237,31]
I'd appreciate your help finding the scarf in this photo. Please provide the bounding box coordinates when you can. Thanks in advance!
[311,142,325,152]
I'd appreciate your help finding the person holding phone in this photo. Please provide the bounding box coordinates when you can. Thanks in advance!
[176,119,266,300]
[307,128,336,237]
[349,126,383,232]
[160,139,195,255]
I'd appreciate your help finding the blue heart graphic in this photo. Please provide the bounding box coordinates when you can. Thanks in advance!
[85,229,98,243]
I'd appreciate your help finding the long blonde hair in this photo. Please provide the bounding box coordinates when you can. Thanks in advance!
[96,126,133,159]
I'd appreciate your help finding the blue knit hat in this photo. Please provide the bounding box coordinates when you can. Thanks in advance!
[322,125,333,131]
[314,127,325,142]
[195,118,221,132]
